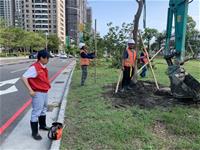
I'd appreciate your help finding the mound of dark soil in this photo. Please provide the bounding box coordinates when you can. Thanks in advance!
[103,81,199,109]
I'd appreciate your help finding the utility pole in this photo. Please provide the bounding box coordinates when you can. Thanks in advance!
[94,19,97,83]
[45,32,48,50]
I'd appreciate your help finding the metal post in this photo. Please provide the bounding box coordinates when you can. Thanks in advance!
[94,19,97,83]
[45,32,48,50]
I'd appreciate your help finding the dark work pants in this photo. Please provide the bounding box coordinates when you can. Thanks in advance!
[122,66,134,88]
[81,65,88,85]
[140,63,147,78]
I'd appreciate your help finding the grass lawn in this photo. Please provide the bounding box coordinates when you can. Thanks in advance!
[60,59,200,150]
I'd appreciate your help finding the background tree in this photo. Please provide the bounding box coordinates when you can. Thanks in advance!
[12,28,26,52]
[0,27,16,52]
[66,46,78,55]
[185,16,200,57]
[155,31,166,50]
[47,34,60,53]
[0,18,5,28]
[94,33,106,58]
[0,27,46,54]
[142,27,158,51]
[103,22,133,68]
[83,23,105,58]
[22,31,45,52]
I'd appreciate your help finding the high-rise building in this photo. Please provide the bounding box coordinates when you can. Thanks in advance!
[0,0,23,27]
[56,0,66,44]
[65,0,79,44]
[22,0,65,44]
[66,0,88,44]
[80,0,87,24]
[0,0,15,26]
[86,6,92,32]
[15,0,23,27]
[0,0,4,19]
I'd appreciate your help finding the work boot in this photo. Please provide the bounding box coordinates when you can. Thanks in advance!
[127,86,132,90]
[39,115,50,131]
[120,88,125,92]
[120,87,128,92]
[30,121,42,140]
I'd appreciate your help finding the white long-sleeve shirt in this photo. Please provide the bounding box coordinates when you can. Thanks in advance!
[23,63,46,78]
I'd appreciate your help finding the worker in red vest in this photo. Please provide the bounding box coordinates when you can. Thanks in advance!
[79,43,95,86]
[22,50,51,140]
[121,39,137,91]
[140,49,148,77]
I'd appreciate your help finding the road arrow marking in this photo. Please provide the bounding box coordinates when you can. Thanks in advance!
[0,78,20,96]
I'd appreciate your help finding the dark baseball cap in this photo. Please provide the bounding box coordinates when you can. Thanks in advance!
[37,50,50,60]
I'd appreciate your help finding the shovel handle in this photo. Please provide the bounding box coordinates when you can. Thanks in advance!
[115,71,123,93]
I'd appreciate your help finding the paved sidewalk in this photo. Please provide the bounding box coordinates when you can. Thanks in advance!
[1,60,76,150]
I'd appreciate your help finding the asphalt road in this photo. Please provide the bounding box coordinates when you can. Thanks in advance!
[0,57,72,142]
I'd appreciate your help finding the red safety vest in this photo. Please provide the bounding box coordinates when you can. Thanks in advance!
[80,50,90,66]
[28,62,51,93]
[124,48,137,67]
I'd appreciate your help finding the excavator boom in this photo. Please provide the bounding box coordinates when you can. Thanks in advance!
[164,0,200,101]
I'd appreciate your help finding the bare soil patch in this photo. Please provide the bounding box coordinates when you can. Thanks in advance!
[103,81,199,109]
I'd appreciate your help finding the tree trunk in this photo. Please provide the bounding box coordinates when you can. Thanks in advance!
[158,41,161,50]
[132,0,144,83]
[148,40,150,52]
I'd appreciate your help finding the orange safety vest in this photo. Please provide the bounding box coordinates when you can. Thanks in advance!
[140,52,148,64]
[80,50,90,66]
[124,48,136,67]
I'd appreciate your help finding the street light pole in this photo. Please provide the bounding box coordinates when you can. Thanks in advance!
[45,32,48,50]
[94,19,97,83]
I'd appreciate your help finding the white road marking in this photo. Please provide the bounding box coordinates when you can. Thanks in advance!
[0,78,20,96]
[0,85,18,96]
[11,67,28,73]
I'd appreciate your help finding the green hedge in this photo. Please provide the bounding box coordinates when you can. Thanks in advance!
[0,52,30,57]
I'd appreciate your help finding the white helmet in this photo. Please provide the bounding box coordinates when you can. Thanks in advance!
[127,39,135,44]
[79,43,85,49]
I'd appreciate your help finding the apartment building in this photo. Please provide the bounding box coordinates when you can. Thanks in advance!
[22,0,65,44]
[0,0,15,26]
[66,0,88,44]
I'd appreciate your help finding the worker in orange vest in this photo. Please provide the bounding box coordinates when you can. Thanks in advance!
[140,49,148,77]
[79,43,95,86]
[121,39,137,91]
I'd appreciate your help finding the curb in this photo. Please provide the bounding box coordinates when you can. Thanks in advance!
[50,62,76,150]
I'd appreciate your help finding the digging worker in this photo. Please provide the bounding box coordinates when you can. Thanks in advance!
[121,39,137,91]
[80,43,95,86]
[21,50,51,140]
[140,49,148,78]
